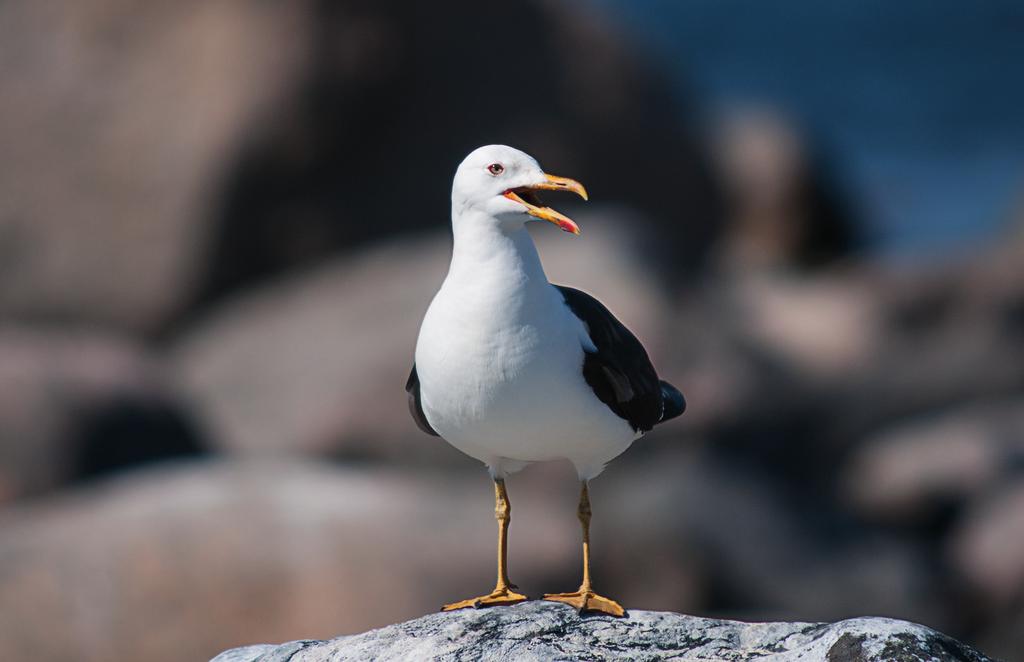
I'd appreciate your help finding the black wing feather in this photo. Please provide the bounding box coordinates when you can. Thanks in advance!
[555,285,684,432]
[405,364,439,436]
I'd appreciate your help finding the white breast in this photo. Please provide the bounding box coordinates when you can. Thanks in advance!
[414,228,638,478]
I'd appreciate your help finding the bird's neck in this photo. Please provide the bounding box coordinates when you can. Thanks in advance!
[447,212,549,294]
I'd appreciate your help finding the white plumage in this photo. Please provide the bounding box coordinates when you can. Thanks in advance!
[414,182,637,480]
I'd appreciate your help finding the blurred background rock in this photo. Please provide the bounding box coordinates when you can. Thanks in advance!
[1,1,1022,661]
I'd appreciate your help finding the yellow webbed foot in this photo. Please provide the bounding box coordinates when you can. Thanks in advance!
[442,586,528,612]
[543,589,625,617]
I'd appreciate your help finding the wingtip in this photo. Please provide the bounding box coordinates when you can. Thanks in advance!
[658,381,686,422]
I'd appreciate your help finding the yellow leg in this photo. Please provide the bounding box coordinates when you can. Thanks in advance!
[543,481,625,616]
[442,478,528,611]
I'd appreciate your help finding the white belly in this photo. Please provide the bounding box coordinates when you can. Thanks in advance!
[414,281,638,479]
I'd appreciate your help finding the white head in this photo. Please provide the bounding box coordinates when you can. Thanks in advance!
[451,144,588,235]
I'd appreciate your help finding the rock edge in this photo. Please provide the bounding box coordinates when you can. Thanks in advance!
[210,601,995,661]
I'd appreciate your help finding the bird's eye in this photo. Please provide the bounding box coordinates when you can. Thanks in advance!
[487,163,505,176]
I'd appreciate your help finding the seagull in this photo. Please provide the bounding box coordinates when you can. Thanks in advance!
[407,145,685,617]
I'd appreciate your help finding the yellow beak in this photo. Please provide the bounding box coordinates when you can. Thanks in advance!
[503,173,589,235]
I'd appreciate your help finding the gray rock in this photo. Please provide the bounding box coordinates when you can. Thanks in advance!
[0,325,177,502]
[210,601,994,662]
[948,479,1024,609]
[841,398,1024,524]
[0,0,307,331]
[719,271,885,380]
[709,108,860,272]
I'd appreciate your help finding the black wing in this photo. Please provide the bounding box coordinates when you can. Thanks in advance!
[405,364,439,436]
[555,285,684,432]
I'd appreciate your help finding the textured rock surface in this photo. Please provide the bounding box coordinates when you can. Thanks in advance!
[211,602,994,662]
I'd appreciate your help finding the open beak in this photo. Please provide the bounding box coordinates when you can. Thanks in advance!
[503,174,588,235]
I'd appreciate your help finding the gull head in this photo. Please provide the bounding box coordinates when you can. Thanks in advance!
[451,144,588,235]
